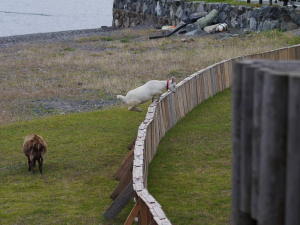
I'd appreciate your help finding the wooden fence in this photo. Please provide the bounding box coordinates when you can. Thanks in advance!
[104,44,300,224]
[232,60,300,225]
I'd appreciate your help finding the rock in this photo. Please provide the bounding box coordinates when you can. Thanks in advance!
[290,8,300,26]
[115,19,120,28]
[197,4,206,14]
[250,17,257,31]
[231,17,240,29]
[218,12,227,23]
[143,3,148,14]
[196,9,218,29]
[262,20,280,31]
[186,29,207,37]
[136,2,141,13]
[124,17,130,28]
[170,5,176,19]
[176,5,183,20]
[185,29,198,36]
[221,4,232,14]
[156,2,162,16]
[186,23,199,33]
[281,21,299,31]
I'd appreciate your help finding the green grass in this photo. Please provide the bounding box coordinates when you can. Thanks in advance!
[148,88,232,224]
[0,104,150,225]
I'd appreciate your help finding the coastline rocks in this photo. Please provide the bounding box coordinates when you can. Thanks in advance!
[113,0,300,32]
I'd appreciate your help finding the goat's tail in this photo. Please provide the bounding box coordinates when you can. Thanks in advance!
[117,95,125,101]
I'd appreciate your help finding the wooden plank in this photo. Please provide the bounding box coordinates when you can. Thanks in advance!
[168,91,177,128]
[224,60,231,88]
[288,46,296,60]
[240,64,255,215]
[215,63,221,93]
[251,68,264,220]
[127,136,137,150]
[121,146,135,164]
[199,72,206,102]
[184,80,192,112]
[285,74,300,225]
[124,200,140,225]
[221,62,227,90]
[181,81,189,115]
[114,147,134,180]
[232,61,256,225]
[110,161,133,200]
[295,45,300,59]
[103,181,134,220]
[176,84,185,120]
[210,66,216,95]
[153,206,166,220]
[161,97,169,132]
[139,197,148,225]
[190,76,198,109]
[203,69,210,98]
[157,102,166,141]
[258,70,288,225]
[195,72,202,104]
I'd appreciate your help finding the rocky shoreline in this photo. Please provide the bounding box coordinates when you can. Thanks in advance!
[0,26,116,49]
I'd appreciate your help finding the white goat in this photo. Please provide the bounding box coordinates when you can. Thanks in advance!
[117,77,176,112]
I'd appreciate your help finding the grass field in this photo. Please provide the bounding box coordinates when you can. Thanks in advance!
[1,27,300,224]
[0,104,149,225]
[148,89,232,225]
[0,89,231,225]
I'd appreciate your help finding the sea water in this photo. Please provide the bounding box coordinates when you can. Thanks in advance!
[0,0,114,37]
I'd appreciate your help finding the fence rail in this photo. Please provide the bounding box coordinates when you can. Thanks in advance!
[126,45,300,224]
[102,44,300,224]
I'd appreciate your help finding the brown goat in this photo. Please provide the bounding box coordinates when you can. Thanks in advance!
[23,134,47,174]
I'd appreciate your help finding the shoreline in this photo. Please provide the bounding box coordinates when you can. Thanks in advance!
[0,26,117,48]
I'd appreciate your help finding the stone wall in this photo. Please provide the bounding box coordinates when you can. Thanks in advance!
[112,0,300,31]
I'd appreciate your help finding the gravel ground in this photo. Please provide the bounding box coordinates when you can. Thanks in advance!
[0,26,117,49]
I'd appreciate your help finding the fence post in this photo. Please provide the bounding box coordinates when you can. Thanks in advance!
[240,64,255,216]
[251,68,264,220]
[285,74,300,225]
[258,71,288,225]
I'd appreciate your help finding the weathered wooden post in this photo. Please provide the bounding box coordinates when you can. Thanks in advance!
[258,69,288,225]
[285,73,300,225]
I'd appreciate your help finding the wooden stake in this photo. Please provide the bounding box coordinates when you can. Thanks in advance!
[124,200,140,225]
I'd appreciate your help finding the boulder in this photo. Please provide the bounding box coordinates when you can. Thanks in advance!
[197,4,206,14]
[186,23,199,33]
[156,1,162,16]
[143,3,148,14]
[262,20,280,31]
[250,17,257,30]
[281,21,298,31]
[176,5,183,20]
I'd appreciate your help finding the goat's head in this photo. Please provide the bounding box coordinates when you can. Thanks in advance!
[168,77,176,93]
